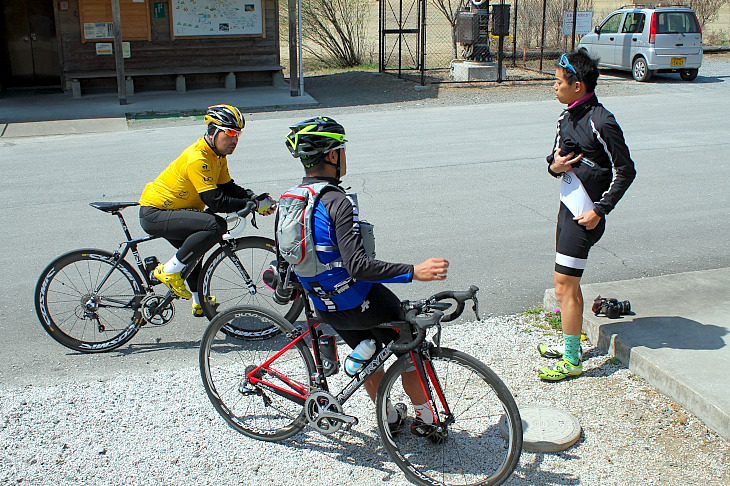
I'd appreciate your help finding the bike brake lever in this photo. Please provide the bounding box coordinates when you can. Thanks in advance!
[472,294,480,320]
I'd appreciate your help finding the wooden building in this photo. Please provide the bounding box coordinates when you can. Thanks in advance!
[1,0,283,95]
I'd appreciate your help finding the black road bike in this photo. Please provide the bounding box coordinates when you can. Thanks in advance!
[199,285,522,486]
[34,201,303,353]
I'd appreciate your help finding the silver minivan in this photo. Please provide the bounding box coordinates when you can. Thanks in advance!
[578,6,702,82]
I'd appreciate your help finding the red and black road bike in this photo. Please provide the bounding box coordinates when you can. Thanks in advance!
[199,284,522,486]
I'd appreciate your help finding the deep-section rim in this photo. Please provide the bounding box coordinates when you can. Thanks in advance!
[34,248,144,353]
[198,236,304,336]
[199,304,314,441]
[376,347,523,486]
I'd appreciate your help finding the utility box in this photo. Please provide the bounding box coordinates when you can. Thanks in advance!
[491,4,511,36]
[456,11,480,45]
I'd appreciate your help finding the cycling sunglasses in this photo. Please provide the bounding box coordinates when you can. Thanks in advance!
[217,127,242,137]
[558,54,577,75]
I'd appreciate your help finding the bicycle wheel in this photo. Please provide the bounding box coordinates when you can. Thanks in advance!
[376,347,522,486]
[199,305,315,441]
[198,236,304,334]
[34,249,145,353]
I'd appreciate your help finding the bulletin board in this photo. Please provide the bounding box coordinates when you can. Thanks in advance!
[171,0,264,38]
[79,0,151,42]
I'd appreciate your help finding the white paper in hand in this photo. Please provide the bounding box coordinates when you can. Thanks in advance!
[560,170,595,217]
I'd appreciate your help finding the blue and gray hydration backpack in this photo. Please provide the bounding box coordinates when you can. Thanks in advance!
[275,182,375,278]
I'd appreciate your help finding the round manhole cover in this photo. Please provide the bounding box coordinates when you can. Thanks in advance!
[500,406,581,453]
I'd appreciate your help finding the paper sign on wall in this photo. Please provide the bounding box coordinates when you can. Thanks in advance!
[85,22,114,39]
[95,42,113,55]
[95,42,131,57]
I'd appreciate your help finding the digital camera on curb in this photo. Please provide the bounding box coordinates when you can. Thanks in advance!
[592,295,631,319]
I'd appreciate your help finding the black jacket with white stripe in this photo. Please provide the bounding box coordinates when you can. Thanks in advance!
[547,93,636,217]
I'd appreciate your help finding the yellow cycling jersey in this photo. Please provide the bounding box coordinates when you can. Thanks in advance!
[139,138,232,210]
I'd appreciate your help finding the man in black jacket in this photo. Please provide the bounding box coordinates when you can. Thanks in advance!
[537,50,636,381]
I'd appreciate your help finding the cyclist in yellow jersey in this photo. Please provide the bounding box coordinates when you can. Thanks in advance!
[139,104,276,315]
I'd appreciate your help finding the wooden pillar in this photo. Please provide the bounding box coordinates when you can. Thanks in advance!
[111,0,127,105]
[288,0,300,96]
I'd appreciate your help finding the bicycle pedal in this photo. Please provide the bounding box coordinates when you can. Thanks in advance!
[411,421,448,443]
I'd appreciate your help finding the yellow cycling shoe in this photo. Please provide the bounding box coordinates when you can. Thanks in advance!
[153,264,192,300]
[192,296,216,317]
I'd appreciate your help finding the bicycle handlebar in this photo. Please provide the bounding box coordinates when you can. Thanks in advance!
[390,285,480,354]
[223,201,258,240]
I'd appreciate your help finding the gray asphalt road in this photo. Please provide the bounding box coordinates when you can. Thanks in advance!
[1,73,728,387]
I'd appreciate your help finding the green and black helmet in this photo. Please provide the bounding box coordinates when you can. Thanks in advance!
[285,116,346,168]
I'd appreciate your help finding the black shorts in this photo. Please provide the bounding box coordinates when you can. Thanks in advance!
[315,283,403,350]
[139,206,226,286]
[555,202,605,277]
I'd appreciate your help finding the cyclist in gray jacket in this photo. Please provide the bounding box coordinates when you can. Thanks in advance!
[275,116,449,432]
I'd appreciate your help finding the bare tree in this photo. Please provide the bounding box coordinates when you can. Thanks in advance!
[688,0,730,28]
[294,0,370,67]
[431,0,466,59]
[515,0,593,50]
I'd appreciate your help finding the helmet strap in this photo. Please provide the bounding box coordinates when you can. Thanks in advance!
[205,132,224,158]
[319,148,341,181]
[333,149,341,181]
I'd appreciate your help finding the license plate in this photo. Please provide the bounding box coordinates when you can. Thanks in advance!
[671,57,685,67]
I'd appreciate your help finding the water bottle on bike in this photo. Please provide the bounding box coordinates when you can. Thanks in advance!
[344,339,377,376]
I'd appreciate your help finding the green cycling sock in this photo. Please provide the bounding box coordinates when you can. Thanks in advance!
[563,334,582,366]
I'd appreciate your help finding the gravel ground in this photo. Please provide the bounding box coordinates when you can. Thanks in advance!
[2,312,729,485]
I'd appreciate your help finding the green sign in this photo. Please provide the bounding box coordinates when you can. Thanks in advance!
[154,2,166,19]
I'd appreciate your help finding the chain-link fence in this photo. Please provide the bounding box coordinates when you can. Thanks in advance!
[380,0,599,82]
[279,0,623,82]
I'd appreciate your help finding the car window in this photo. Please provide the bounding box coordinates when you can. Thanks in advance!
[621,12,645,33]
[656,12,700,34]
[600,12,623,34]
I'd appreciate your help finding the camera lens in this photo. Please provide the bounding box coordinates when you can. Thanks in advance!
[617,300,631,315]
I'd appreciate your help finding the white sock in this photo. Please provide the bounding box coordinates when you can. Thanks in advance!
[191,292,200,305]
[413,403,433,424]
[163,255,185,274]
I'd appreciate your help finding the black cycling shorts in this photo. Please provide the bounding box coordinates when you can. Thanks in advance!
[555,202,605,277]
[315,283,403,350]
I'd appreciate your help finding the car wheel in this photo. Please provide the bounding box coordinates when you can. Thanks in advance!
[679,68,698,81]
[632,57,652,82]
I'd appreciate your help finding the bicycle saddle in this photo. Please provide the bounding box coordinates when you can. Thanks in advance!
[89,201,140,213]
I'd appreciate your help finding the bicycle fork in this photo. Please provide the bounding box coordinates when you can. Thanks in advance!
[221,242,257,295]
[408,348,453,442]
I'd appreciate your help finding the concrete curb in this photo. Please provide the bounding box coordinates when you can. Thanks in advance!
[543,268,730,441]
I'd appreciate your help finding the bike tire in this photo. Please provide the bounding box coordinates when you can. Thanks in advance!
[376,347,522,486]
[34,249,145,353]
[199,305,314,441]
[198,236,304,338]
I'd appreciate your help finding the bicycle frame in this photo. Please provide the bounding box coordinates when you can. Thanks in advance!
[245,311,449,428]
[97,209,262,317]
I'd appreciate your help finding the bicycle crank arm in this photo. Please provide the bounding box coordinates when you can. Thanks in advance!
[315,410,358,426]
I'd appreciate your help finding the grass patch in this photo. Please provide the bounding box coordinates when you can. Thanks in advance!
[520,305,562,333]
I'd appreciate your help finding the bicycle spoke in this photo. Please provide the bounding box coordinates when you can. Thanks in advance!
[377,348,522,486]
[35,250,143,353]
[200,306,314,441]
